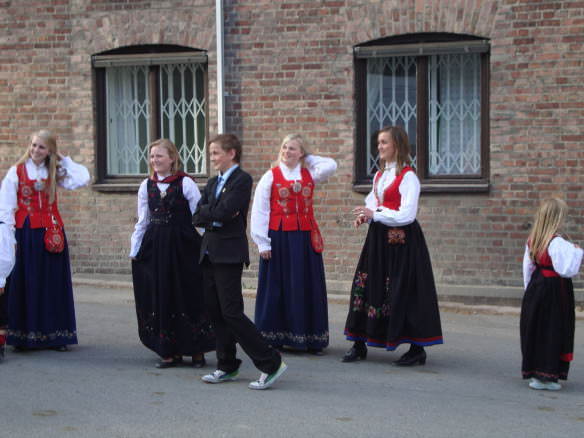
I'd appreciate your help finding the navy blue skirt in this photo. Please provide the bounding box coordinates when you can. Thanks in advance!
[254,228,329,350]
[6,218,77,348]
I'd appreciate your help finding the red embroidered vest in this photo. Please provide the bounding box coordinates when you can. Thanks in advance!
[374,166,413,210]
[15,163,63,229]
[528,239,560,278]
[268,166,316,231]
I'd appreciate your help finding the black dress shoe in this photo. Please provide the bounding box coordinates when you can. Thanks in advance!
[156,357,183,369]
[341,345,367,362]
[392,350,426,366]
[192,357,206,368]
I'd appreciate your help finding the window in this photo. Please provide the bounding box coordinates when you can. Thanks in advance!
[93,45,208,187]
[354,34,490,192]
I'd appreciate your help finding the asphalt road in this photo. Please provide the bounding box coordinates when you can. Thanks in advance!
[0,285,583,438]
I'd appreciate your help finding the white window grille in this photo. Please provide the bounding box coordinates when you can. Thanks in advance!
[366,56,417,174]
[160,63,207,175]
[105,62,206,176]
[106,66,150,175]
[365,53,482,177]
[428,53,481,176]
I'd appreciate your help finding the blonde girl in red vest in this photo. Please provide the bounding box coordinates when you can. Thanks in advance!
[0,129,89,353]
[342,126,442,366]
[520,198,582,390]
[251,134,336,354]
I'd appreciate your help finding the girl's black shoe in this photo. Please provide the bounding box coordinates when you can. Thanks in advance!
[192,356,206,368]
[393,349,426,366]
[341,343,367,362]
[156,356,183,369]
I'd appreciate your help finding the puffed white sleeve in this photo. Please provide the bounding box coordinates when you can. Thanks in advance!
[0,166,18,227]
[0,168,18,287]
[363,172,380,212]
[372,171,420,227]
[58,156,90,190]
[0,223,16,288]
[304,154,337,183]
[129,179,150,258]
[250,171,273,253]
[522,244,536,290]
[182,177,202,214]
[548,236,584,278]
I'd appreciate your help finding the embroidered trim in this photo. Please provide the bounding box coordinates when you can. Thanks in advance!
[8,329,77,343]
[387,227,406,245]
[260,330,329,346]
[350,270,391,318]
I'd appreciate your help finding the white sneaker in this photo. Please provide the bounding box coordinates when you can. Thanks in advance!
[544,381,562,391]
[201,369,239,384]
[248,362,287,390]
[529,378,562,391]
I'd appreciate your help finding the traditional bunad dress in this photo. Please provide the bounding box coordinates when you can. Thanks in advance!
[130,173,214,359]
[251,155,337,351]
[0,157,89,348]
[344,162,443,350]
[520,236,583,382]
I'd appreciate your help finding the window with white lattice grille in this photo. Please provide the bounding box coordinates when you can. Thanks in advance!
[354,34,490,192]
[93,45,208,185]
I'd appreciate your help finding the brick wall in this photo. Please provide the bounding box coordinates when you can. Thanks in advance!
[1,0,583,290]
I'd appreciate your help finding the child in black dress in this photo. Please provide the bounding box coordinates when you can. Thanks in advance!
[521,198,582,390]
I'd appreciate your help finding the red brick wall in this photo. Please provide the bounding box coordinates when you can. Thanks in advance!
[1,0,583,289]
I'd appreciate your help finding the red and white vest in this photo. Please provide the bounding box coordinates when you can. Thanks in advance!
[527,239,560,279]
[268,166,316,231]
[15,163,63,229]
[374,166,413,210]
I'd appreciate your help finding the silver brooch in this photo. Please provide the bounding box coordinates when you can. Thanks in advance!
[34,180,45,191]
[292,181,302,193]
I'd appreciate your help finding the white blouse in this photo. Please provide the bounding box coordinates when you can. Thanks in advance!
[365,162,420,227]
[129,177,201,258]
[0,157,90,287]
[250,154,337,253]
[522,236,583,289]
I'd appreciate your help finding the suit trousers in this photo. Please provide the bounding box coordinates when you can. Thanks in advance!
[202,258,281,375]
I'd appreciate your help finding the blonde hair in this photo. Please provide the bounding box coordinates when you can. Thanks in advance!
[147,138,183,177]
[528,197,568,263]
[275,134,312,167]
[377,126,412,176]
[16,129,61,204]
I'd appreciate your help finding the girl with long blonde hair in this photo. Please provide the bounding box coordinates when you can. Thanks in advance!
[0,129,89,354]
[520,197,583,390]
[250,133,336,354]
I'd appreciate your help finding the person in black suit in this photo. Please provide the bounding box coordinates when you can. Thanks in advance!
[194,133,287,390]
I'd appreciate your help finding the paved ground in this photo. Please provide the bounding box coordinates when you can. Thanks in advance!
[0,285,583,438]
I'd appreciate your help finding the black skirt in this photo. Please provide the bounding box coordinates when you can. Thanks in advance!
[520,269,575,381]
[344,220,443,350]
[132,223,215,358]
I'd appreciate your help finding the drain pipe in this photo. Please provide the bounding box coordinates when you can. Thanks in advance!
[216,0,225,134]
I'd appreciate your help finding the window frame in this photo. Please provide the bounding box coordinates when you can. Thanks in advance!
[353,34,490,193]
[92,46,209,191]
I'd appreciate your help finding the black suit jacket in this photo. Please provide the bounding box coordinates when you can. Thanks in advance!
[193,166,252,265]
